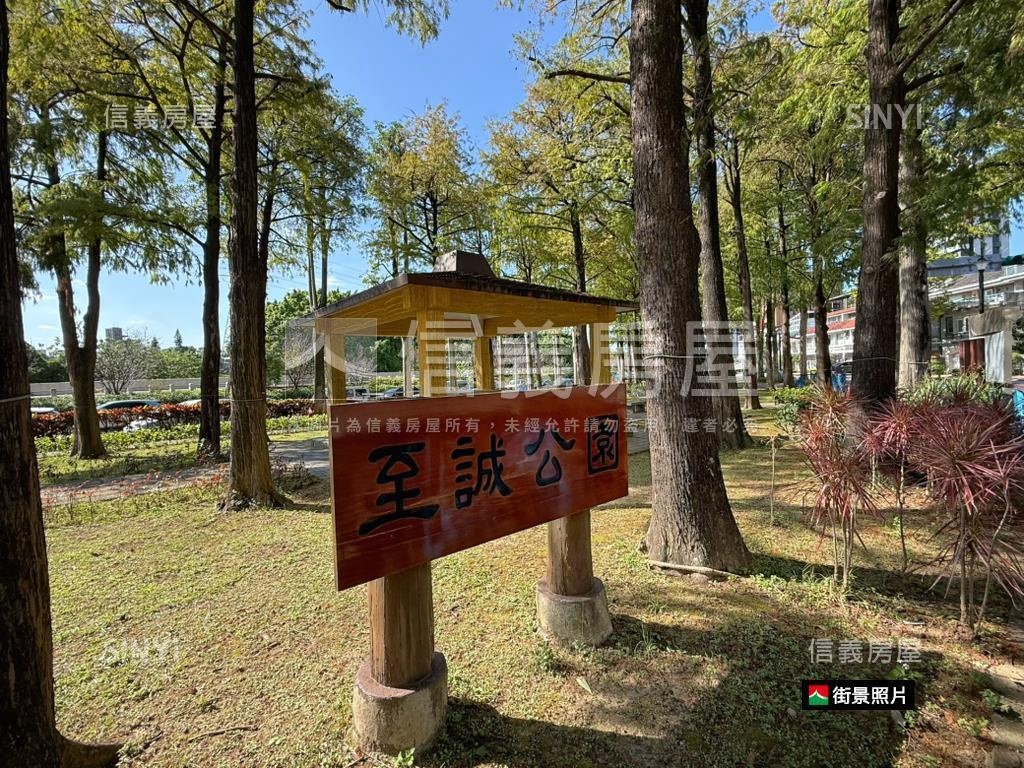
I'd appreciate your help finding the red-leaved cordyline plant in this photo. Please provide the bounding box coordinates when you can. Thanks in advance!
[867,400,917,572]
[904,401,1024,634]
[797,387,878,594]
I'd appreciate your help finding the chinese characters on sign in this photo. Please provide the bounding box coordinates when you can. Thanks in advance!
[358,443,439,536]
[329,386,629,589]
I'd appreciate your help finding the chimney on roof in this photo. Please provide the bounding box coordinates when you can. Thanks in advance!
[434,250,494,277]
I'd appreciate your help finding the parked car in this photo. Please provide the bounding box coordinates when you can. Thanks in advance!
[95,399,160,431]
[541,378,575,388]
[346,387,370,400]
[124,417,160,432]
[97,399,160,410]
[381,386,420,399]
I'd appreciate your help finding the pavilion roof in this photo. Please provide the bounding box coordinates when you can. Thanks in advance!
[313,261,637,338]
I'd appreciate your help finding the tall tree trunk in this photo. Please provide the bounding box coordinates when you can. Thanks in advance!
[630,0,750,572]
[0,5,59,755]
[311,219,330,411]
[50,132,105,460]
[198,47,226,459]
[570,205,591,384]
[898,123,930,390]
[726,136,760,409]
[799,308,809,380]
[776,180,795,388]
[0,9,118,764]
[223,0,278,509]
[765,296,777,389]
[852,0,903,404]
[814,259,833,387]
[312,275,327,408]
[780,275,794,388]
[755,306,765,384]
[686,0,750,447]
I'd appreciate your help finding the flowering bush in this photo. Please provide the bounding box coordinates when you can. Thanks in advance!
[31,399,317,437]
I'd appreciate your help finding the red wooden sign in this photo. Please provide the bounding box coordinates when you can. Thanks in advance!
[329,385,628,589]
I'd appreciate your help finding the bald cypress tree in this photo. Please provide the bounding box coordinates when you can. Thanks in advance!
[629,0,750,573]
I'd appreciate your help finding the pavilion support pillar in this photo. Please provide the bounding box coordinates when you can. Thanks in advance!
[351,311,447,755]
[325,332,347,405]
[473,334,495,392]
[535,321,614,647]
[402,335,415,396]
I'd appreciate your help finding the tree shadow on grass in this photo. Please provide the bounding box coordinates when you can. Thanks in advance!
[424,610,919,768]
[749,551,1018,619]
[424,699,664,768]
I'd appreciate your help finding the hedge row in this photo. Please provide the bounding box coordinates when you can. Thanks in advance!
[32,399,317,437]
[30,387,324,410]
[35,413,328,454]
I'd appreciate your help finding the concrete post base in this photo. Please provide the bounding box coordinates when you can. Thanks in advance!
[536,577,613,647]
[351,652,448,756]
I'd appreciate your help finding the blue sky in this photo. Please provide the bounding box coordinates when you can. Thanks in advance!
[23,0,561,347]
[19,1,1021,348]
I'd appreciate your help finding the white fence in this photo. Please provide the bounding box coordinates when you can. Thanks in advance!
[30,378,230,397]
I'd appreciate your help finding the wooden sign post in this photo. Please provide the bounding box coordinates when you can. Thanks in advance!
[317,285,631,756]
[537,322,616,646]
[331,372,627,755]
[329,386,628,587]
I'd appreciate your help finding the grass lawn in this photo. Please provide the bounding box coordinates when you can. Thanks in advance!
[45,407,1019,767]
[37,429,326,487]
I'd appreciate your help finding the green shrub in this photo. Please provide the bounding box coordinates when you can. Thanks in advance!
[903,370,1000,407]
[269,387,314,400]
[35,413,328,455]
[367,375,404,393]
[772,386,815,431]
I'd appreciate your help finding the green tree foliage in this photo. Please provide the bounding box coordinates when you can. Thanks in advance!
[151,346,204,379]
[265,288,348,386]
[485,52,632,297]
[364,104,490,278]
[25,343,66,383]
[9,0,195,458]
